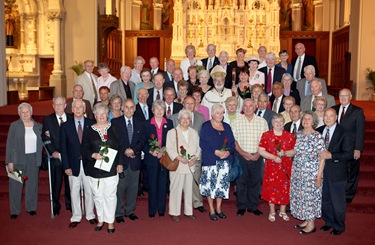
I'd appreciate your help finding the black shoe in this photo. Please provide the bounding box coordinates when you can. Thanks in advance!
[116,217,125,223]
[10,214,18,220]
[107,228,115,234]
[294,224,307,229]
[88,218,98,224]
[126,213,139,221]
[330,229,343,236]
[195,206,207,213]
[66,206,72,211]
[299,227,316,235]
[320,225,332,231]
[237,209,246,216]
[149,214,155,218]
[159,213,165,217]
[209,213,218,221]
[28,211,37,216]
[95,224,104,231]
[53,209,60,216]
[215,210,227,219]
[346,198,352,203]
[138,191,144,197]
[69,222,80,228]
[251,209,263,216]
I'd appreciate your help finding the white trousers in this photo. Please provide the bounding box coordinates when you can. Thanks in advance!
[69,161,95,222]
[89,175,118,224]
[168,172,193,216]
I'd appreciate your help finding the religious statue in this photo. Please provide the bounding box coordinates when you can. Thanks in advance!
[162,0,171,25]
[5,4,16,46]
[279,0,292,31]
[302,0,314,30]
[141,0,152,30]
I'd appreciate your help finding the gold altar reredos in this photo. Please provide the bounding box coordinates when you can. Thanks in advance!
[171,0,280,60]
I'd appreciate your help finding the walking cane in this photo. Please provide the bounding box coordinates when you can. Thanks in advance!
[80,181,85,215]
[43,144,55,219]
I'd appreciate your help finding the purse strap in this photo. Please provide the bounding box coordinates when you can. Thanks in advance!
[175,128,178,152]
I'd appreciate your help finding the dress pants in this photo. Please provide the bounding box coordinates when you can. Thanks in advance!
[346,159,360,200]
[89,175,118,223]
[322,175,347,231]
[169,171,193,216]
[147,158,168,216]
[115,166,140,217]
[236,155,263,211]
[69,160,95,222]
[9,153,39,215]
[50,158,63,212]
[192,160,203,208]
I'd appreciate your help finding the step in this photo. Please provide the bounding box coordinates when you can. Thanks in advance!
[346,196,375,214]
[361,153,375,166]
[364,129,375,140]
[360,165,375,181]
[363,140,375,151]
[356,181,375,197]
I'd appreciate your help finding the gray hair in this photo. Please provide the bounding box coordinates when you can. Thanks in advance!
[198,69,210,79]
[110,94,123,106]
[304,65,316,74]
[72,84,83,92]
[301,111,319,129]
[152,99,166,113]
[53,96,66,104]
[211,103,225,116]
[271,113,285,125]
[18,102,33,114]
[265,52,276,60]
[72,99,86,110]
[93,103,109,115]
[120,66,131,73]
[178,109,192,120]
[258,93,269,101]
[281,73,293,82]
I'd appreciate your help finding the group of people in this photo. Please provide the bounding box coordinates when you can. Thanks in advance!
[6,43,365,237]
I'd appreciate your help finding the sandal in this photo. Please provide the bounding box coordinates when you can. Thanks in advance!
[268,212,276,222]
[278,211,290,221]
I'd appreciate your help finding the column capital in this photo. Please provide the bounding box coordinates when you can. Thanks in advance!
[132,0,143,7]
[47,10,65,20]
[153,3,163,10]
[313,0,323,6]
[291,3,303,9]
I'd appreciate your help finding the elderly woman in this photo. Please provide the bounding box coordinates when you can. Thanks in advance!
[276,50,293,75]
[97,63,117,95]
[281,73,300,105]
[258,114,296,222]
[236,67,252,99]
[192,86,210,121]
[251,84,264,108]
[287,111,325,235]
[6,103,43,219]
[313,96,327,127]
[180,45,202,80]
[223,96,242,125]
[133,68,154,104]
[280,96,296,124]
[130,56,145,85]
[198,69,212,95]
[247,56,265,87]
[229,48,249,84]
[200,104,235,221]
[175,80,190,103]
[97,86,110,107]
[187,65,200,86]
[201,65,233,117]
[166,109,201,222]
[81,103,124,233]
[108,95,123,122]
[143,100,174,218]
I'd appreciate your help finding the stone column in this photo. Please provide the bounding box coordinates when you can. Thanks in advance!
[0,3,7,105]
[343,0,351,26]
[291,0,302,31]
[313,0,323,31]
[132,0,142,30]
[153,2,163,30]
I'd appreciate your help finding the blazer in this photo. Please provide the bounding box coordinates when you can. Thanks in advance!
[146,88,163,108]
[163,71,173,84]
[317,124,353,182]
[134,103,154,122]
[6,119,43,168]
[269,94,286,113]
[143,118,174,154]
[76,72,98,106]
[301,93,335,112]
[296,78,327,101]
[284,121,303,132]
[60,117,95,176]
[164,102,183,118]
[65,98,94,120]
[255,108,276,130]
[109,78,136,102]
[292,54,319,79]
[169,111,205,134]
[111,117,146,171]
[201,57,220,71]
[163,80,178,95]
[259,66,286,93]
[288,87,301,105]
[332,104,365,151]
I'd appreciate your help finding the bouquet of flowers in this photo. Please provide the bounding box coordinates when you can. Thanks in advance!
[148,134,165,153]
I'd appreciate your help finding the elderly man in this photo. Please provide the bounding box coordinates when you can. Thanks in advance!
[134,88,153,121]
[317,108,353,235]
[284,105,303,137]
[300,79,335,112]
[332,88,365,203]
[164,67,184,97]
[163,58,176,84]
[65,84,93,120]
[255,93,276,130]
[201,44,219,72]
[76,60,98,106]
[164,87,183,119]
[296,65,327,101]
[150,57,164,76]
[110,66,135,101]
[232,99,268,216]
[292,43,319,81]
[269,81,286,113]
[259,52,286,94]
[218,50,234,89]
[147,72,165,107]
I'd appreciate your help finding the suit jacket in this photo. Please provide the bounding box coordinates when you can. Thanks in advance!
[269,94,286,113]
[152,68,165,76]
[65,98,94,120]
[60,117,95,176]
[109,78,135,102]
[201,57,220,71]
[259,66,286,93]
[332,104,365,151]
[164,102,183,118]
[134,103,154,122]
[76,72,98,106]
[146,88,163,108]
[317,124,353,182]
[111,117,146,171]
[284,121,303,132]
[169,111,205,134]
[163,71,173,84]
[288,87,301,105]
[301,93,335,112]
[255,109,276,130]
[296,78,327,101]
[163,80,178,95]
[292,54,319,79]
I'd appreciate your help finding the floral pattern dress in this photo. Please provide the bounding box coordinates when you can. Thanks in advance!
[290,131,325,222]
[259,130,296,205]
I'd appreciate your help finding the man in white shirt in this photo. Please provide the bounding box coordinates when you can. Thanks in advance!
[76,60,98,106]
[149,57,164,76]
[147,72,164,107]
[284,105,303,136]
[201,44,219,72]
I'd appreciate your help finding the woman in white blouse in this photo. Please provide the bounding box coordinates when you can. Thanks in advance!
[180,45,202,80]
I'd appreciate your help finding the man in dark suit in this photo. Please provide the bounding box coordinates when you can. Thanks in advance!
[292,42,319,81]
[65,84,93,120]
[218,50,234,89]
[134,88,153,122]
[147,72,165,107]
[255,93,275,130]
[43,96,73,215]
[332,88,365,203]
[112,99,145,223]
[284,105,303,135]
[317,108,353,235]
[269,82,286,113]
[201,44,220,72]
[149,57,165,77]
[164,87,183,119]
[163,58,175,84]
[60,99,96,228]
[164,67,183,97]
[259,52,286,94]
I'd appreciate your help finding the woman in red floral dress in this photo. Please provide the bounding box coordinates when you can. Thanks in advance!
[258,114,296,222]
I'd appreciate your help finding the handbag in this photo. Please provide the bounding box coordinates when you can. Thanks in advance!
[159,129,179,171]
[228,154,244,182]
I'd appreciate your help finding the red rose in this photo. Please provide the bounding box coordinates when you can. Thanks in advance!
[224,138,228,143]
[177,98,181,102]
[241,110,244,114]
[180,146,184,150]
[244,86,248,90]
[22,175,28,181]
[103,134,108,140]
[261,84,265,88]
[150,134,155,139]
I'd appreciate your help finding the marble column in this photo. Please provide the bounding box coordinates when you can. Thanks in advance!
[153,2,163,30]
[132,0,142,30]
[313,0,323,31]
[343,0,351,25]
[0,3,7,105]
[291,0,302,31]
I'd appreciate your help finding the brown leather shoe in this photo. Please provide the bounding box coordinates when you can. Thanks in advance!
[184,214,196,220]
[88,218,98,224]
[69,222,80,228]
[170,215,180,222]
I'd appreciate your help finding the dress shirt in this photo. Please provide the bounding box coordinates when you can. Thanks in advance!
[153,88,163,101]
[74,118,85,132]
[55,113,67,124]
[323,123,337,147]
[290,120,301,133]
[338,103,350,124]
[294,54,305,81]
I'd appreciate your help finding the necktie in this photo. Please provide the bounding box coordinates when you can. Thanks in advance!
[77,121,83,144]
[306,81,311,96]
[156,90,161,100]
[208,58,213,70]
[340,106,346,124]
[127,120,133,143]
[272,97,278,112]
[59,116,63,126]
[325,128,330,149]
[143,105,149,120]
[257,110,262,116]
[151,69,154,76]
[295,56,302,81]
[292,123,297,137]
[167,106,171,119]
[266,68,272,94]
[90,74,98,101]
[312,97,316,111]
[169,73,173,81]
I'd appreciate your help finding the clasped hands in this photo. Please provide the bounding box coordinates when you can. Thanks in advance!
[179,155,196,167]
[215,150,230,160]
[125,148,135,159]
[150,149,163,159]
